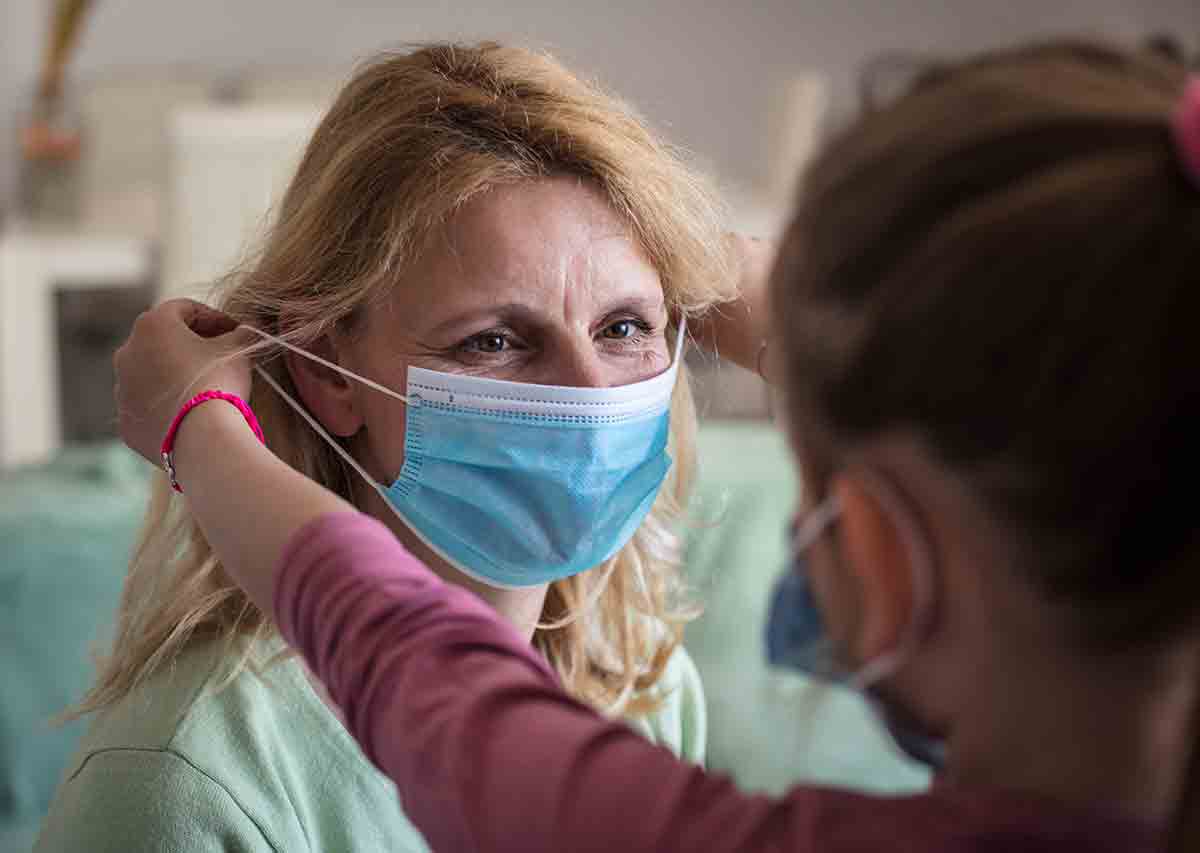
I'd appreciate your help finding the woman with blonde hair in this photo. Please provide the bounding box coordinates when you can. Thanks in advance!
[36,41,756,852]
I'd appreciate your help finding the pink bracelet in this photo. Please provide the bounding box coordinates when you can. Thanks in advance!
[160,391,265,493]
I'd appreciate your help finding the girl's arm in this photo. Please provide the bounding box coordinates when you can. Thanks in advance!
[168,400,355,610]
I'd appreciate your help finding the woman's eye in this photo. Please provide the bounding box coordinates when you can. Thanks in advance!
[463,332,508,353]
[602,319,643,340]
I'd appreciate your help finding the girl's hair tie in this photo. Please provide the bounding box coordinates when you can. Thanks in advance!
[1172,77,1200,191]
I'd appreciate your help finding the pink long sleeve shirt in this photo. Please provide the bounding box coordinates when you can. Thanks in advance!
[273,512,1162,853]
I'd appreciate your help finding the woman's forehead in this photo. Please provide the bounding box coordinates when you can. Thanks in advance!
[385,178,665,326]
[442,179,647,272]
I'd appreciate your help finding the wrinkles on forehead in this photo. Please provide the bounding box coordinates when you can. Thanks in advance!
[363,176,665,344]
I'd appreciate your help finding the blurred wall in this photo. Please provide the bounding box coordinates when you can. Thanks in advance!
[1,0,1197,217]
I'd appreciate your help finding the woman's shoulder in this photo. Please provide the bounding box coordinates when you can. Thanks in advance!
[65,637,227,757]
[38,639,276,851]
[35,743,276,852]
[59,637,311,758]
[40,636,427,852]
[625,644,707,766]
[61,636,320,753]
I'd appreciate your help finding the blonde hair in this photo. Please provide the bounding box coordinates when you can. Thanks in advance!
[78,42,736,719]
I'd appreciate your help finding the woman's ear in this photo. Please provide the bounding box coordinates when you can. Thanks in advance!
[285,338,364,438]
[830,471,916,666]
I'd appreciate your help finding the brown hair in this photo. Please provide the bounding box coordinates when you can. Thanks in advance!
[772,40,1200,844]
[77,42,735,721]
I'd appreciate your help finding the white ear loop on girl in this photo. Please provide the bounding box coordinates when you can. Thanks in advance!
[800,471,937,692]
[853,471,937,691]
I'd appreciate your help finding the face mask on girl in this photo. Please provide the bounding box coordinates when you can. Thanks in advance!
[765,475,947,770]
[246,323,685,590]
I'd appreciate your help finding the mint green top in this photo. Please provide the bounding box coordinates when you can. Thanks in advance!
[34,637,705,852]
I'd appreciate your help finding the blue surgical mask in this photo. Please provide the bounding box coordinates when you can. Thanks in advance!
[765,492,947,770]
[248,324,684,589]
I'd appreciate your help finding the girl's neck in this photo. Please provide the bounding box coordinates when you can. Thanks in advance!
[946,630,1197,824]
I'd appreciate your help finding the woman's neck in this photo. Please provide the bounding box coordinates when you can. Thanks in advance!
[357,486,549,643]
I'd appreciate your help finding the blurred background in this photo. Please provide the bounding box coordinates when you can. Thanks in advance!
[0,3,1196,850]
[0,0,1197,459]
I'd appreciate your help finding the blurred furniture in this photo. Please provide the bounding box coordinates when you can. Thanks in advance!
[0,72,330,469]
[0,422,924,850]
[0,443,148,851]
[163,106,322,300]
[76,72,216,239]
[0,224,153,468]
[72,68,336,241]
[16,0,96,225]
[56,282,156,443]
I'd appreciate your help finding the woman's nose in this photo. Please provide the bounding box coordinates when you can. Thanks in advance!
[543,339,612,388]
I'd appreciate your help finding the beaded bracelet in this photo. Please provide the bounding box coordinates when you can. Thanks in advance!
[159,391,265,492]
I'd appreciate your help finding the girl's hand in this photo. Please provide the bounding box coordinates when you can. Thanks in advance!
[114,298,255,465]
[693,234,776,376]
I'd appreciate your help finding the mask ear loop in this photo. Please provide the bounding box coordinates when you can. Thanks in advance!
[241,326,403,501]
[671,317,688,366]
[253,366,395,501]
[844,470,938,693]
[792,497,842,553]
[242,325,411,405]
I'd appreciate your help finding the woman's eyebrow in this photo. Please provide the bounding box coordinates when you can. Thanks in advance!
[427,294,666,336]
[426,303,540,336]
[593,295,667,318]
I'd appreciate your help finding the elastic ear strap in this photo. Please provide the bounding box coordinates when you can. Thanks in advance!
[1172,78,1200,192]
[241,325,409,403]
[846,471,938,692]
[792,497,842,552]
[253,365,388,498]
[672,317,688,364]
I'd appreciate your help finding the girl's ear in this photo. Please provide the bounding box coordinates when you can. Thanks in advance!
[285,337,364,437]
[831,471,917,665]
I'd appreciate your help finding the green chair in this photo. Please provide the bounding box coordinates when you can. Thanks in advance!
[0,445,149,851]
